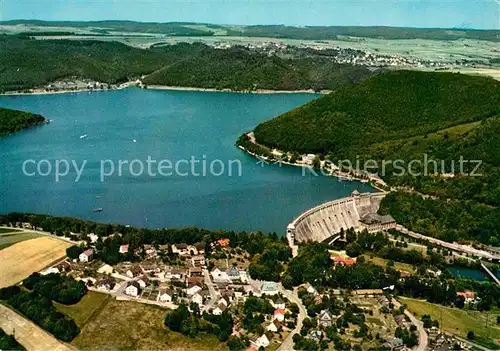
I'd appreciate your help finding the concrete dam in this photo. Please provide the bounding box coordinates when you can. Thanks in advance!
[286,191,391,249]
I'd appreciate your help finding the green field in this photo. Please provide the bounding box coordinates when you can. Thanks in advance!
[401,297,500,348]
[363,255,416,274]
[0,230,40,250]
[54,291,110,327]
[72,299,226,350]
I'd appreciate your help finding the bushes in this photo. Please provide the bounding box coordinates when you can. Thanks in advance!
[23,272,87,305]
[1,289,80,341]
[0,329,23,351]
[66,245,83,259]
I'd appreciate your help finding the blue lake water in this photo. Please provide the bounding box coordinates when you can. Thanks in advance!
[0,88,373,233]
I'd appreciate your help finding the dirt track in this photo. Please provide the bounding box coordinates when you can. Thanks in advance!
[0,304,75,351]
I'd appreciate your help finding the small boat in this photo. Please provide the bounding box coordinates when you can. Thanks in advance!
[93,208,103,212]
[80,134,88,139]
[132,139,137,143]
[95,195,101,199]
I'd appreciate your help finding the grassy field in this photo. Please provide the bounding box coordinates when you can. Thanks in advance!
[54,291,110,327]
[401,297,500,347]
[0,228,21,233]
[0,236,72,288]
[72,299,227,350]
[363,254,416,274]
[0,229,41,250]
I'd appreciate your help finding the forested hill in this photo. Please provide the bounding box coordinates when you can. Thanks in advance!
[0,36,373,92]
[0,107,46,135]
[250,70,500,246]
[142,45,372,91]
[253,70,500,157]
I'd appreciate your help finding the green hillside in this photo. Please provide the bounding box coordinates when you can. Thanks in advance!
[0,37,373,92]
[253,70,500,156]
[248,70,500,245]
[143,45,372,91]
[0,107,46,135]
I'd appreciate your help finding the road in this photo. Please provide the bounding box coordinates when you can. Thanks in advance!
[0,226,78,245]
[0,304,76,351]
[394,299,428,351]
[202,268,218,312]
[396,225,500,261]
[277,284,307,351]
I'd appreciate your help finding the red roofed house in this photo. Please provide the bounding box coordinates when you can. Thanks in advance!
[274,308,286,322]
[456,291,476,302]
[216,238,230,247]
[333,256,357,266]
[119,244,129,254]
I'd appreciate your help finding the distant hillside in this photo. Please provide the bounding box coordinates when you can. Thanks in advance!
[253,71,500,156]
[143,45,373,91]
[0,107,46,135]
[0,37,374,92]
[1,20,498,41]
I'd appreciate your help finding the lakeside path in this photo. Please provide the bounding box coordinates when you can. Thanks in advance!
[0,304,76,351]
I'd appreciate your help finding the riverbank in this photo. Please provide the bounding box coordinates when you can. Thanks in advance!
[145,85,331,94]
[0,84,133,96]
[0,83,331,96]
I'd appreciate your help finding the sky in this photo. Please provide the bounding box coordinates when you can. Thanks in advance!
[1,0,498,30]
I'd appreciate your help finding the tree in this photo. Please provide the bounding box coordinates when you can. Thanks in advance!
[66,245,83,259]
[467,331,475,340]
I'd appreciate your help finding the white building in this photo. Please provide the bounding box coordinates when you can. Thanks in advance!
[252,334,270,349]
[211,267,229,282]
[125,282,140,297]
[157,288,174,303]
[191,293,203,305]
[79,249,94,262]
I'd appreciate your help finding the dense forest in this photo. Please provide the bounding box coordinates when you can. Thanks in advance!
[0,37,373,92]
[0,107,46,135]
[1,20,498,41]
[249,70,500,245]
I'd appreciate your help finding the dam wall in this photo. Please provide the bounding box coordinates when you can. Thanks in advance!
[286,191,388,247]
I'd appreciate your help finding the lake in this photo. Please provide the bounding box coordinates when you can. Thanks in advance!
[0,88,373,233]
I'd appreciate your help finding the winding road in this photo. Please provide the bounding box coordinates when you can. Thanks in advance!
[277,284,307,351]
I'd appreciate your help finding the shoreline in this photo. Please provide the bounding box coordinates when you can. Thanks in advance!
[0,84,331,96]
[237,144,387,192]
[146,85,331,94]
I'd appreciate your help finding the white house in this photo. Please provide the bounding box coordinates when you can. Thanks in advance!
[79,249,94,262]
[191,255,205,267]
[40,267,60,276]
[211,267,229,282]
[272,298,286,310]
[266,321,278,333]
[125,281,140,297]
[88,233,99,243]
[187,285,202,296]
[157,288,174,303]
[137,276,149,288]
[252,334,270,349]
[191,293,203,305]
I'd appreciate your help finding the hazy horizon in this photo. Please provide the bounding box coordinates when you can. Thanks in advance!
[1,0,498,30]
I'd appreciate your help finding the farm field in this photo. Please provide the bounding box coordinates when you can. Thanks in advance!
[54,291,111,327]
[401,297,500,348]
[0,228,41,250]
[72,299,226,350]
[0,236,72,288]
